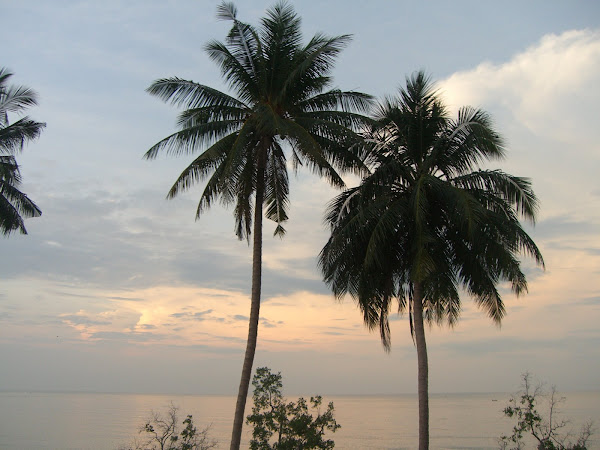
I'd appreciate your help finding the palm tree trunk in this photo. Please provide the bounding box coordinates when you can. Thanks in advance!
[229,147,267,450]
[413,281,429,450]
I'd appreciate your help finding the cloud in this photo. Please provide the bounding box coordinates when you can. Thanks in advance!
[108,296,146,302]
[441,29,600,223]
[442,29,600,137]
[574,296,600,306]
[260,317,282,328]
[437,334,600,357]
[534,216,600,241]
[0,186,257,293]
[60,314,111,327]
[170,309,214,321]
[89,331,166,342]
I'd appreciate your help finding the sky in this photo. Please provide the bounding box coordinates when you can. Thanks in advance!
[1,0,599,396]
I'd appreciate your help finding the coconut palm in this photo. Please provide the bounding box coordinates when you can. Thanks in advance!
[319,71,544,450]
[144,3,372,448]
[0,68,45,235]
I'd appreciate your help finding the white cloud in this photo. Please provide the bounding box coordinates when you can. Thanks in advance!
[440,29,600,224]
[442,29,600,138]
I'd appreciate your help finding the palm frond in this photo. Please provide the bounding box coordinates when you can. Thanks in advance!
[278,34,352,103]
[166,132,237,198]
[146,78,247,110]
[204,40,261,103]
[0,68,40,126]
[319,71,544,350]
[0,68,43,235]
[278,118,345,188]
[264,140,289,235]
[0,117,46,154]
[299,90,374,114]
[144,119,243,159]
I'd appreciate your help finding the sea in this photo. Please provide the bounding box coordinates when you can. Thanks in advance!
[0,391,598,449]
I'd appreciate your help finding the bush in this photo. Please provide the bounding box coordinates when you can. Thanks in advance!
[247,367,341,449]
[119,404,217,450]
[499,373,593,450]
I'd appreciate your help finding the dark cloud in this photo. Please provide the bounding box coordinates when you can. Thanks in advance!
[324,325,354,332]
[61,315,111,326]
[204,334,246,344]
[108,296,146,302]
[533,216,600,241]
[438,334,600,357]
[185,343,244,354]
[260,317,280,328]
[170,309,217,321]
[573,296,600,306]
[0,187,256,294]
[262,260,330,298]
[48,290,101,300]
[545,241,600,255]
[90,331,166,342]
[194,309,213,318]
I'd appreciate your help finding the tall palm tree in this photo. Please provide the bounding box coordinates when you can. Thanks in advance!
[144,3,372,448]
[0,68,45,236]
[319,71,544,450]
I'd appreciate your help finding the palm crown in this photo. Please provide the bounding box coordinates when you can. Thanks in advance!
[0,68,45,236]
[145,2,372,238]
[320,71,544,347]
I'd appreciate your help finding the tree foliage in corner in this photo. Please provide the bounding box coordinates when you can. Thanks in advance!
[499,374,593,450]
[247,367,340,449]
[0,68,45,236]
[120,404,217,450]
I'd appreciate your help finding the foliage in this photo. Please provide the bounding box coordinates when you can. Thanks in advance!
[499,374,593,450]
[144,1,372,240]
[246,367,340,449]
[319,71,544,449]
[320,70,544,343]
[145,2,372,447]
[0,67,45,235]
[120,404,217,450]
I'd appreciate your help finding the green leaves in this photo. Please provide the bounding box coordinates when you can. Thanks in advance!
[0,68,44,236]
[247,367,340,450]
[146,2,373,241]
[124,404,216,450]
[499,374,593,450]
[320,70,544,348]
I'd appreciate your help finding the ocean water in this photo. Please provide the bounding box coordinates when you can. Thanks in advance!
[0,391,598,449]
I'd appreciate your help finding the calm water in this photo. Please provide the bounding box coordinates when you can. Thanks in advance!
[0,391,598,449]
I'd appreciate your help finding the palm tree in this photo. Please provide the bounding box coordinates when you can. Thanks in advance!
[0,68,45,236]
[144,3,372,448]
[319,71,544,450]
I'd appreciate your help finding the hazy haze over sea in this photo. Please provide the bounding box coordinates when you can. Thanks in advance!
[1,391,598,449]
